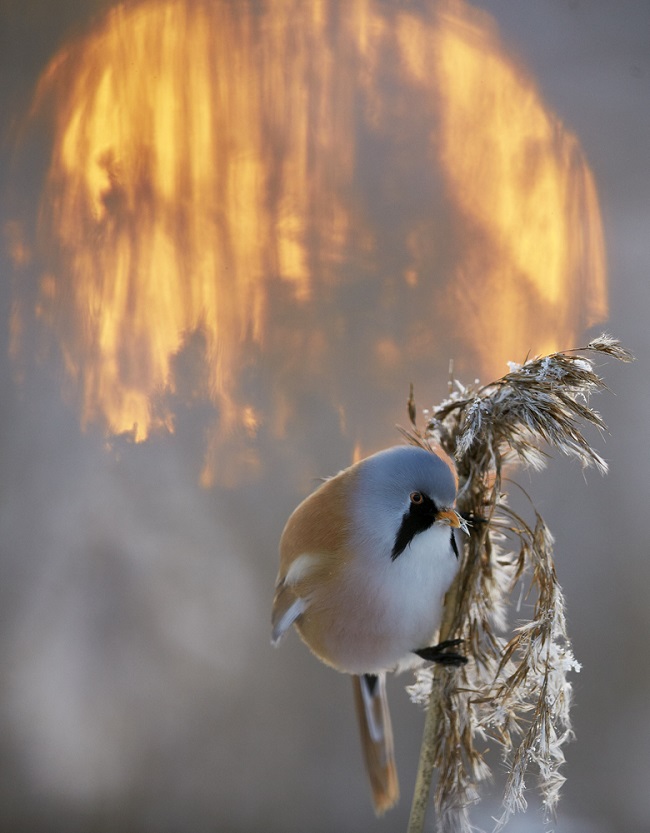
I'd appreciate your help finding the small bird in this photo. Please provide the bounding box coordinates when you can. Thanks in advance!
[272,444,467,814]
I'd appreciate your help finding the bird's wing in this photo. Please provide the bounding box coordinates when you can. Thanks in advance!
[271,582,308,645]
[271,552,323,645]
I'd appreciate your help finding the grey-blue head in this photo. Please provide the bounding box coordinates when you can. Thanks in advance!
[350,445,459,561]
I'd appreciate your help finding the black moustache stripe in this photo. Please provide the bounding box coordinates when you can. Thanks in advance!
[391,494,438,560]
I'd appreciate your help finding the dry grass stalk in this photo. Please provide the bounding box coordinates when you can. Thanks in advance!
[404,335,633,833]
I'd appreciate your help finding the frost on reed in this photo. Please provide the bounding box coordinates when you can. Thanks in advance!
[403,335,633,833]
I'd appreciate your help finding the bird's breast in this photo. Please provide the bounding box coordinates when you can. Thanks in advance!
[298,524,459,675]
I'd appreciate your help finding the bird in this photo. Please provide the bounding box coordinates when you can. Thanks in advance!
[271,444,467,814]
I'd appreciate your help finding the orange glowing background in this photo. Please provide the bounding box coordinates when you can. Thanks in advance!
[8,0,607,482]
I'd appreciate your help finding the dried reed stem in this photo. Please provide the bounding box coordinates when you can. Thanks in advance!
[407,574,462,833]
[404,335,632,833]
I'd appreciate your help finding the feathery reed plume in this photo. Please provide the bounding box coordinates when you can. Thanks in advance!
[404,335,633,833]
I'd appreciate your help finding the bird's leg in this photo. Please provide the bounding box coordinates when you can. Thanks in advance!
[414,638,467,666]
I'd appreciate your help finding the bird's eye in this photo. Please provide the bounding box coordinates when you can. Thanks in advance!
[410,491,424,505]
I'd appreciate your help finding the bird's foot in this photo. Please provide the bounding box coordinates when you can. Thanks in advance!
[414,638,468,667]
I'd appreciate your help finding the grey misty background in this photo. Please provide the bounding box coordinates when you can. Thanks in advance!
[1,1,649,832]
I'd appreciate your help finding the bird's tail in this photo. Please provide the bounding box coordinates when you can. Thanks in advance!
[352,672,399,814]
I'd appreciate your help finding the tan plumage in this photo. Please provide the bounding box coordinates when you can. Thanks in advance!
[352,673,399,814]
[272,469,354,663]
[273,465,402,812]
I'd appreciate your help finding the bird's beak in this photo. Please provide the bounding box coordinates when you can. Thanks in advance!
[436,508,462,528]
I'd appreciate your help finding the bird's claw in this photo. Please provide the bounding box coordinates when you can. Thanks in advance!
[414,638,468,667]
